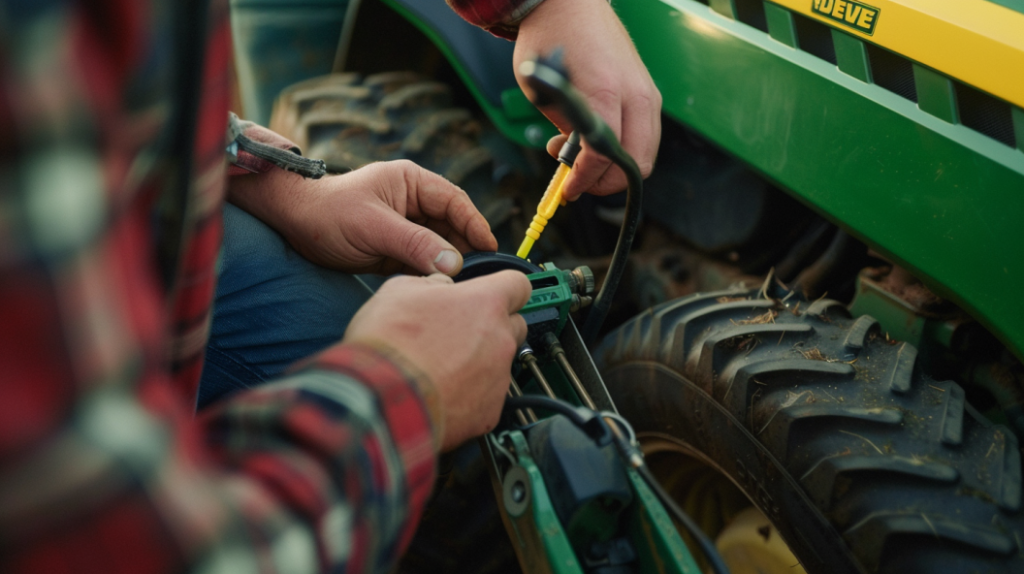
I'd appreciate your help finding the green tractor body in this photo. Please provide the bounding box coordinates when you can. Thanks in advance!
[378,0,1024,363]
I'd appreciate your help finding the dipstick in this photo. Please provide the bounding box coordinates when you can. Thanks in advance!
[516,132,581,260]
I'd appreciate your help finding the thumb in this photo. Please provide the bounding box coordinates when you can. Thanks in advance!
[375,210,464,276]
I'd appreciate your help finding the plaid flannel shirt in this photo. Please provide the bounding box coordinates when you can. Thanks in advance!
[0,0,538,571]
[446,0,546,38]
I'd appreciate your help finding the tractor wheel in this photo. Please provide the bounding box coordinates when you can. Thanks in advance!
[269,71,520,250]
[595,286,1024,574]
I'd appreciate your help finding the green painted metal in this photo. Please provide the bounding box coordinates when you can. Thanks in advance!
[506,432,585,574]
[832,29,872,82]
[765,2,799,46]
[848,276,932,349]
[710,0,737,18]
[493,428,702,574]
[521,267,575,336]
[913,64,960,123]
[379,0,556,148]
[1014,106,1024,151]
[624,469,702,574]
[611,0,1024,360]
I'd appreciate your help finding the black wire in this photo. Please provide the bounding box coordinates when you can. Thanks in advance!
[504,395,591,428]
[520,56,643,346]
[578,136,643,345]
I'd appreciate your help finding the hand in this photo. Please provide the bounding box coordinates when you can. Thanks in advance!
[227,160,498,276]
[344,271,532,451]
[514,0,662,199]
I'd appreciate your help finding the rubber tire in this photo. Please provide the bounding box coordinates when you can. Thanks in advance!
[595,287,1024,574]
[269,71,518,247]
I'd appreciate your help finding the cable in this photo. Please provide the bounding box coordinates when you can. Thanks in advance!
[504,395,593,430]
[635,463,731,574]
[519,54,643,346]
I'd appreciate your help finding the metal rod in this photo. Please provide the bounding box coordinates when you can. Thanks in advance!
[521,352,557,399]
[554,350,597,411]
[507,378,537,423]
[507,389,530,426]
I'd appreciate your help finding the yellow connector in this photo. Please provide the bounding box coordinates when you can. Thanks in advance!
[517,162,571,259]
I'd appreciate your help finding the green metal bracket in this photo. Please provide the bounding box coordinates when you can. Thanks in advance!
[913,64,960,123]
[765,2,798,47]
[492,430,701,574]
[503,431,584,574]
[625,469,703,573]
[832,29,872,82]
[521,266,576,337]
[710,0,737,18]
[847,274,964,372]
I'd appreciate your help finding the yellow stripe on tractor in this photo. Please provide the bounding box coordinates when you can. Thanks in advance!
[770,0,1024,109]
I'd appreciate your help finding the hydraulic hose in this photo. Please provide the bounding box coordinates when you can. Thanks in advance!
[519,53,643,345]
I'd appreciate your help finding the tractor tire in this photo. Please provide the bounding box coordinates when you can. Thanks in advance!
[269,71,519,248]
[595,286,1024,574]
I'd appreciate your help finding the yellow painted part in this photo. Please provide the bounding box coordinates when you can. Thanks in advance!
[716,507,808,574]
[769,0,1024,109]
[516,163,572,259]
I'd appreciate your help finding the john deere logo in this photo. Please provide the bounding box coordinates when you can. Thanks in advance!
[812,0,879,34]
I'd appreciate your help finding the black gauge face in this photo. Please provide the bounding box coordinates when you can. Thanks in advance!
[453,252,542,282]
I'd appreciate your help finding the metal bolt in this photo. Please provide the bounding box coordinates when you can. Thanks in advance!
[570,266,596,295]
[511,481,527,503]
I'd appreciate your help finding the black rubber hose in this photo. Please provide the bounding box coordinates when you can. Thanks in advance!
[504,395,591,428]
[520,54,643,346]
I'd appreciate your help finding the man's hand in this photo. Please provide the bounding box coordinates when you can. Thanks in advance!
[514,0,662,199]
[345,271,532,451]
[228,160,498,276]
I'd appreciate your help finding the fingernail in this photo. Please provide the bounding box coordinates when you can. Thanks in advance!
[434,250,459,275]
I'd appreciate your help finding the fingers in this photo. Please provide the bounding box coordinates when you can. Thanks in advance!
[397,161,498,253]
[423,273,455,285]
[493,270,533,313]
[617,91,661,182]
[374,209,465,276]
[546,134,568,159]
[510,313,528,345]
[564,147,623,199]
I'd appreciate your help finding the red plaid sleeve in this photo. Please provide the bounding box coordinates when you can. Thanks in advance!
[446,0,548,39]
[0,1,437,573]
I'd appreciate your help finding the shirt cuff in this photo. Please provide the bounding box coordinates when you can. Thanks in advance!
[296,342,442,514]
[225,112,327,178]
[446,0,548,40]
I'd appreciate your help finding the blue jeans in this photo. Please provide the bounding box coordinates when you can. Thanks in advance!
[197,203,374,409]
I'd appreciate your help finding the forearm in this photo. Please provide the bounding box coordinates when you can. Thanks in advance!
[227,166,320,246]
